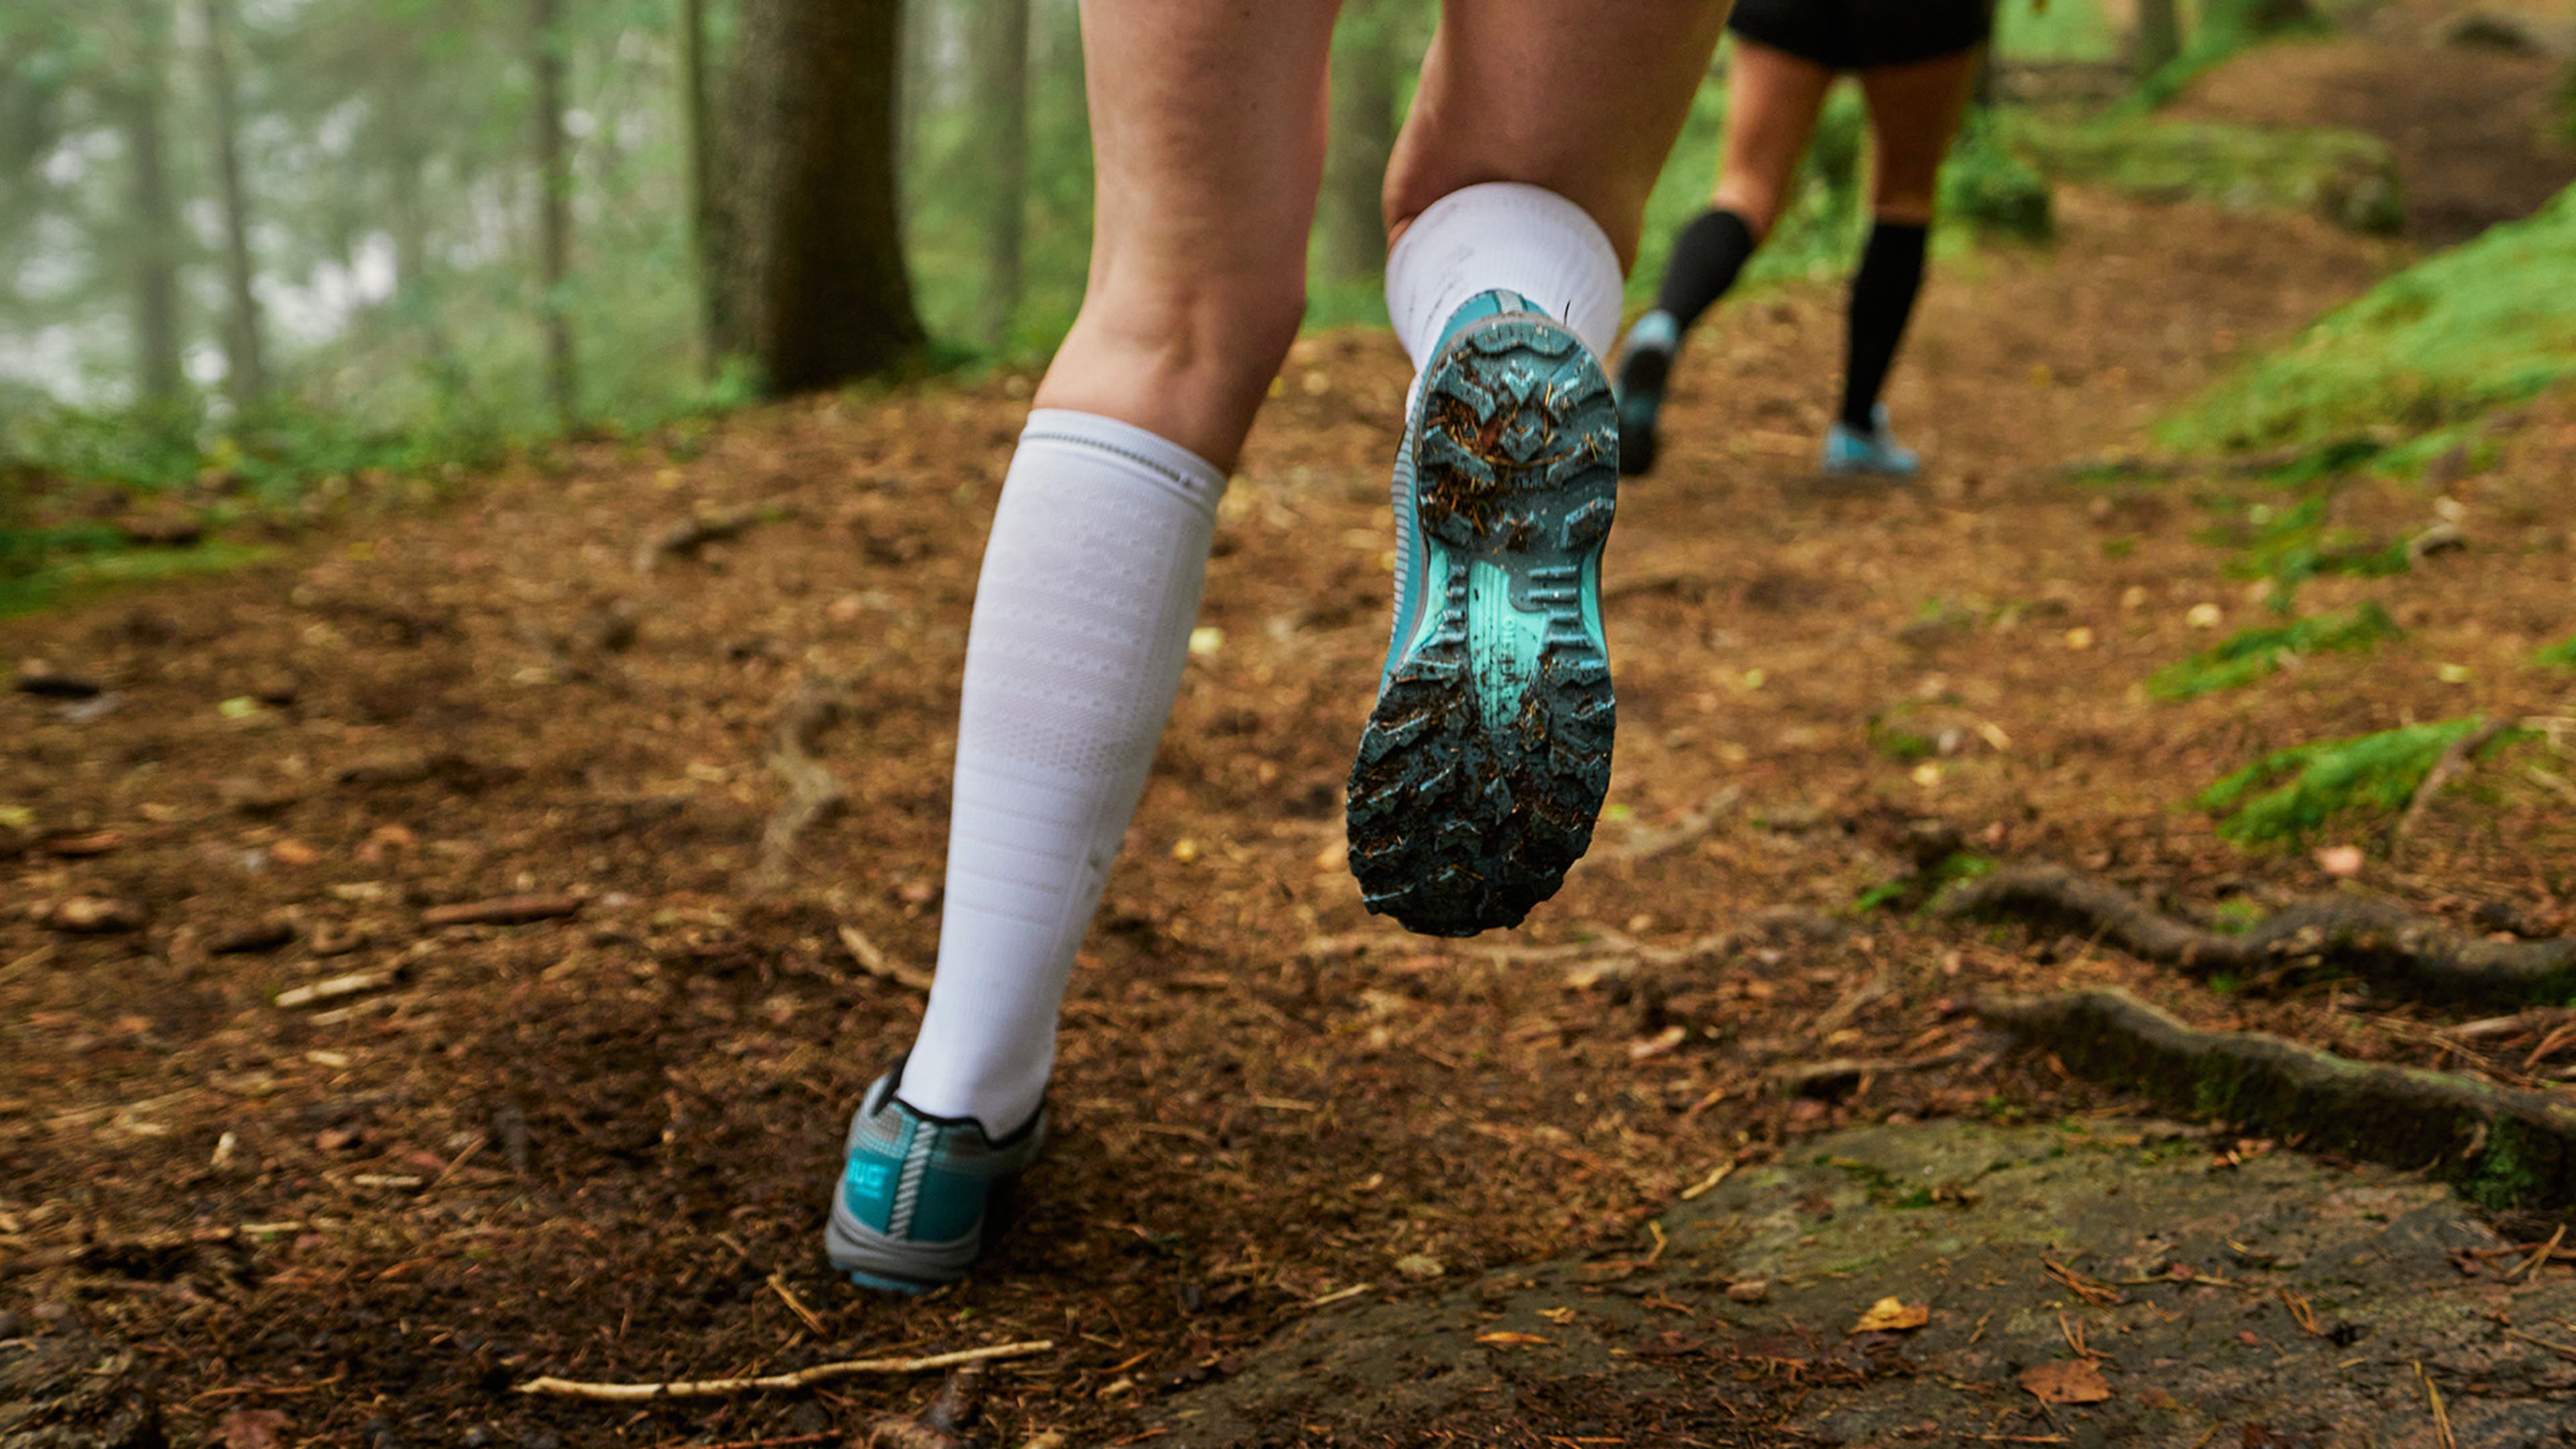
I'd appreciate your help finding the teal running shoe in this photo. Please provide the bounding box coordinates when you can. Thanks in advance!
[1347,289,1619,937]
[823,1063,1044,1293]
[1613,310,1680,478]
[1821,405,1921,478]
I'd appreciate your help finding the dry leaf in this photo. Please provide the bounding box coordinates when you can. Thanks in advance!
[1850,1296,1929,1334]
[2020,1358,2112,1404]
[222,1409,290,1449]
[1474,1332,1551,1348]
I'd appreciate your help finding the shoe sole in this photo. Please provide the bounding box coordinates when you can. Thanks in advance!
[1348,313,1618,937]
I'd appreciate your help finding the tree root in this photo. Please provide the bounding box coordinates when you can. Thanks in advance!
[749,676,851,894]
[1939,862,2576,1007]
[1979,987,2576,1212]
[635,504,796,575]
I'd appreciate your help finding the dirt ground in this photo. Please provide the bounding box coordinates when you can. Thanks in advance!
[7,30,2576,1449]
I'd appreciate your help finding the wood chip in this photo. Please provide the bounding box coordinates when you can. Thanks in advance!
[39,830,124,857]
[422,894,582,928]
[1851,1297,1930,1334]
[44,897,143,933]
[274,969,400,1010]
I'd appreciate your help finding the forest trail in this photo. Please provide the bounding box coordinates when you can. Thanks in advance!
[7,42,2576,1449]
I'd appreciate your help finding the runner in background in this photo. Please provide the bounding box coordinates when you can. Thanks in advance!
[1616,0,1993,478]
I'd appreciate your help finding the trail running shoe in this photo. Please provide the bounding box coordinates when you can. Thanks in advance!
[1347,288,1619,938]
[823,1063,1044,1293]
[1821,405,1921,478]
[1613,310,1680,478]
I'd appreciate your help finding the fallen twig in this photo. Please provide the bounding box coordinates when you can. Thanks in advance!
[423,894,583,928]
[1941,862,2576,1006]
[1980,987,2576,1208]
[2393,720,2512,859]
[515,1340,1051,1400]
[1604,788,1741,864]
[840,924,936,993]
[750,676,851,893]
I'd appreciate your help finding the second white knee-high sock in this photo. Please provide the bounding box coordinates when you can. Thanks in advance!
[1385,181,1626,369]
[899,411,1225,1131]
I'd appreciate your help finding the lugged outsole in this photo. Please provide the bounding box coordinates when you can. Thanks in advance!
[1348,313,1618,937]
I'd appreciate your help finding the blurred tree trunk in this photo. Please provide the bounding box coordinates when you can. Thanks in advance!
[1322,0,1397,286]
[971,0,1028,350]
[197,0,266,405]
[716,0,924,393]
[126,0,184,405]
[2133,0,2183,76]
[679,0,719,376]
[531,0,578,426]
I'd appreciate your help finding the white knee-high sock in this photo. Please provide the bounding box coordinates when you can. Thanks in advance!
[1385,181,1626,369]
[900,411,1226,1131]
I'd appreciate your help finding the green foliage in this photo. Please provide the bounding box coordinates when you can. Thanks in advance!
[2209,491,2409,612]
[2131,0,2331,110]
[2160,182,2576,458]
[2009,111,2400,234]
[2463,1118,2553,1211]
[1994,0,2121,62]
[2538,637,2576,671]
[2147,602,2403,700]
[2196,717,2489,844]
[1941,112,2055,243]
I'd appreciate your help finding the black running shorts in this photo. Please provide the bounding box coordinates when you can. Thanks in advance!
[1726,0,1993,71]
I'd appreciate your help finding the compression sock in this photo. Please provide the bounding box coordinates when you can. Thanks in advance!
[1839,219,1929,433]
[1387,181,1625,368]
[1652,207,1758,334]
[899,411,1224,1132]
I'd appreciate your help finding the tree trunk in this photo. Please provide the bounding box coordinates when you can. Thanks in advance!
[971,0,1029,350]
[531,0,578,426]
[1322,0,1398,286]
[2133,0,2183,76]
[716,0,924,394]
[679,0,718,376]
[126,0,184,405]
[197,0,266,405]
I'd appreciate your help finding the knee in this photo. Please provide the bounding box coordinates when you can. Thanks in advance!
[1087,265,1305,397]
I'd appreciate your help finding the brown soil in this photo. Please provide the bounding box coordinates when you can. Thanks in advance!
[2171,24,2576,244]
[7,43,2576,1449]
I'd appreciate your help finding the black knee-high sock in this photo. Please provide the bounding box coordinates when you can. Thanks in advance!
[1652,209,1758,333]
[1841,220,1929,431]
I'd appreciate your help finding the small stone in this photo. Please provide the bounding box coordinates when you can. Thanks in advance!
[1726,1279,1771,1304]
[44,897,144,934]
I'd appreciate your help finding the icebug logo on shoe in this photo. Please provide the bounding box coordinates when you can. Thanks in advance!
[843,1157,896,1211]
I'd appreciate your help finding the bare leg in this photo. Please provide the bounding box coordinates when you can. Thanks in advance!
[1711,39,1837,239]
[1027,1,1340,470]
[1857,47,1980,223]
[1385,0,1735,266]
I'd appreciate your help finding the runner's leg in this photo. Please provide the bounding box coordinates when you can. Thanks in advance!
[1617,38,1833,473]
[898,0,1337,1134]
[1838,48,1976,439]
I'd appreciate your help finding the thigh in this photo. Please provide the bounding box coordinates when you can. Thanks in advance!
[1856,47,1980,221]
[1034,0,1339,463]
[1384,0,1733,268]
[1710,38,1837,236]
